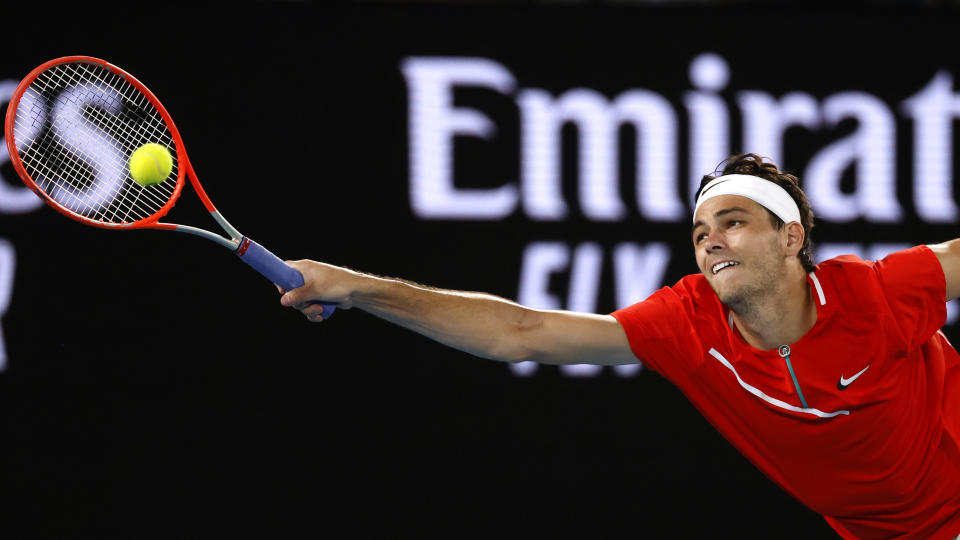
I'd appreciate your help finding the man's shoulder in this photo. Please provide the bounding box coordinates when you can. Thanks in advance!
[664,273,724,313]
[812,253,888,312]
[672,272,714,297]
[813,253,877,289]
[620,273,718,316]
[614,272,724,344]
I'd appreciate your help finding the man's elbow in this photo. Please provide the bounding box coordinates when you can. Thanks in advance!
[482,310,548,363]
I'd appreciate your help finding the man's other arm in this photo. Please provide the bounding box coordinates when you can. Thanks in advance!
[927,239,960,301]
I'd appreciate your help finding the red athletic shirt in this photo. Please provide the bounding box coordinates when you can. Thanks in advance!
[611,245,960,539]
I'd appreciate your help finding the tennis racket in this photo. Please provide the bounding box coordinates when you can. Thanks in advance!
[4,56,335,318]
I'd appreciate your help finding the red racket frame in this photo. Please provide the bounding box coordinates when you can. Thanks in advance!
[4,55,221,232]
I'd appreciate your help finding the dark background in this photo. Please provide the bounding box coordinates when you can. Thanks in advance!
[1,2,959,537]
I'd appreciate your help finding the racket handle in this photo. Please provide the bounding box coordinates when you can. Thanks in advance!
[236,237,337,319]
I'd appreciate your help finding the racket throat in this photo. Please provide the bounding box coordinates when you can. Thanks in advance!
[211,210,242,243]
[172,210,243,250]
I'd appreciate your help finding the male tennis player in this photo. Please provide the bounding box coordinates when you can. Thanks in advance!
[280,153,960,539]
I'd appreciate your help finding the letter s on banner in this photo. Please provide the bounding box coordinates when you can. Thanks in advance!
[0,80,45,213]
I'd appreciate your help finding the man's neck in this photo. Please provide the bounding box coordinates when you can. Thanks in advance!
[730,266,817,350]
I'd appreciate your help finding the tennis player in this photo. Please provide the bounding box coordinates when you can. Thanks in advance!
[280,153,960,539]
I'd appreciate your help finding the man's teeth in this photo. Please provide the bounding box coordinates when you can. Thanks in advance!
[712,261,739,274]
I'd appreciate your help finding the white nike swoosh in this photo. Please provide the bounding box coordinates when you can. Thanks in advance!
[839,365,870,387]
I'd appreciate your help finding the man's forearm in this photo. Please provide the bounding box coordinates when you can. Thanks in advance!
[348,274,537,362]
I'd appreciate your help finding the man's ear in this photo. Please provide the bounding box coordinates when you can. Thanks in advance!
[784,221,805,257]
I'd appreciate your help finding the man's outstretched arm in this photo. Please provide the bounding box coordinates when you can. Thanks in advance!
[278,260,637,366]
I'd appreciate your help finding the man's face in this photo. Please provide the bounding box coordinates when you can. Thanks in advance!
[691,195,787,308]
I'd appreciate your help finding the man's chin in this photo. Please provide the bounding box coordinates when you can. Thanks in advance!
[706,275,731,297]
[710,282,745,309]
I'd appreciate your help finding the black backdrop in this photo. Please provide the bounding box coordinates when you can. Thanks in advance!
[2,3,960,538]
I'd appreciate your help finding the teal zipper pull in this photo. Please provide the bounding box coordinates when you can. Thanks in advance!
[779,345,809,409]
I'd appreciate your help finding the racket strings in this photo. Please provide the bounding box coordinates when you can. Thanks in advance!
[21,67,173,222]
[13,60,179,224]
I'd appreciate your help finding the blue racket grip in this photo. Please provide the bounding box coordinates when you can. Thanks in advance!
[236,237,337,319]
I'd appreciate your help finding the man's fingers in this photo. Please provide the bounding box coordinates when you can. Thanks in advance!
[301,303,325,315]
[301,304,327,322]
[277,260,339,315]
[281,291,300,307]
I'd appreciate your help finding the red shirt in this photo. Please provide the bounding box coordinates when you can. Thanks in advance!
[611,246,960,539]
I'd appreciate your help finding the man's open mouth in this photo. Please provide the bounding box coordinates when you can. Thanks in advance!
[712,261,740,275]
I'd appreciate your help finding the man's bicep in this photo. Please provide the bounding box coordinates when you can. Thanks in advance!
[528,311,638,366]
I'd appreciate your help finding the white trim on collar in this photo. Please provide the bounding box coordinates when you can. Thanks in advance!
[810,272,826,306]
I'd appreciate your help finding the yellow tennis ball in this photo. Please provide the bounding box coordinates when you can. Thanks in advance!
[129,143,173,187]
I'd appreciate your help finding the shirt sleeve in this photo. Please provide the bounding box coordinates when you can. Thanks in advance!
[873,245,947,350]
[610,284,697,376]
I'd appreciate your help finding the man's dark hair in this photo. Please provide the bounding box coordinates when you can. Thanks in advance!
[696,153,816,272]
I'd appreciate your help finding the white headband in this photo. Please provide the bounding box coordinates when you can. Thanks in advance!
[693,174,801,225]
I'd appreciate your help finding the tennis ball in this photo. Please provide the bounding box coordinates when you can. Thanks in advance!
[129,143,173,187]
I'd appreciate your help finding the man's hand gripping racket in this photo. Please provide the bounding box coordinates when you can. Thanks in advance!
[4,56,336,319]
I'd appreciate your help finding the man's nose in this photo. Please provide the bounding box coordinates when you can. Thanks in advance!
[704,230,726,251]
